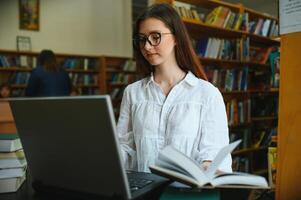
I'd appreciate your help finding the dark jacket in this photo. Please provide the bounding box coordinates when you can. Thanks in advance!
[25,66,71,97]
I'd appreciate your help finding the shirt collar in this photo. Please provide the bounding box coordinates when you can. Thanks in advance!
[184,71,199,87]
[144,72,154,88]
[144,71,199,88]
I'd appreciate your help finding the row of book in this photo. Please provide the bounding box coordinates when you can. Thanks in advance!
[249,18,279,37]
[61,58,98,70]
[226,98,251,126]
[205,6,246,31]
[69,73,98,86]
[230,127,277,151]
[0,55,36,68]
[193,37,250,61]
[10,72,31,85]
[206,67,249,92]
[173,2,203,22]
[252,128,277,149]
[173,1,279,37]
[206,6,279,37]
[0,133,26,193]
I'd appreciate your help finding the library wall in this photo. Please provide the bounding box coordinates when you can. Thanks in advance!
[0,0,132,57]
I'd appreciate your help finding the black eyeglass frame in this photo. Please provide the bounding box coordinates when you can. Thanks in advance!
[133,32,173,49]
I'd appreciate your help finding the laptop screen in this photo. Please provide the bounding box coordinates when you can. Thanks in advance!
[9,95,131,199]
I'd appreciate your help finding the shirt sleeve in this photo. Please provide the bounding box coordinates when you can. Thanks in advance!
[193,87,232,172]
[116,86,137,170]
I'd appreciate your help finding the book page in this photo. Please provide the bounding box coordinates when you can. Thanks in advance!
[156,159,191,177]
[158,146,209,185]
[211,174,268,187]
[205,140,241,179]
[150,165,202,187]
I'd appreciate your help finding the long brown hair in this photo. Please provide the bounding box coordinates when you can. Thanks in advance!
[133,3,207,80]
[37,50,60,72]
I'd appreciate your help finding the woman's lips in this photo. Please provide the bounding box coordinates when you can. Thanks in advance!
[146,53,158,58]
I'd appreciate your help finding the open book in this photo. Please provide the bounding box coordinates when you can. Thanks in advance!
[149,140,268,188]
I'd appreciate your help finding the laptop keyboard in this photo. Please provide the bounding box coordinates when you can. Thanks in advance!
[129,178,153,192]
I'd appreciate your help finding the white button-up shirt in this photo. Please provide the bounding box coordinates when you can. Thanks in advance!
[117,71,232,172]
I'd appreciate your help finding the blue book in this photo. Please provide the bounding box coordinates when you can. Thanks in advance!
[196,38,208,57]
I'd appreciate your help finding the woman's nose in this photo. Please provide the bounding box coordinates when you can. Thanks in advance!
[143,40,153,50]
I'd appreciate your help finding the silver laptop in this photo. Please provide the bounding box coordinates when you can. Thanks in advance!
[9,95,168,199]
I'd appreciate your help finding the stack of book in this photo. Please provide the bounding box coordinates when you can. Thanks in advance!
[0,133,27,193]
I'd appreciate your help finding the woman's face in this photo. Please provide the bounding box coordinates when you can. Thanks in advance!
[138,18,176,66]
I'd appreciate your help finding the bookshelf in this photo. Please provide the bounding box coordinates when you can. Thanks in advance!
[155,0,280,182]
[0,51,143,120]
[276,32,301,199]
[99,56,142,117]
[0,49,102,96]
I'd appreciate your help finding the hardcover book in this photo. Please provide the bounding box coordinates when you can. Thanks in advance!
[149,140,268,188]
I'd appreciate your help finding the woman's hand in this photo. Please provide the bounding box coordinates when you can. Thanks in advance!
[201,161,224,175]
[201,161,212,171]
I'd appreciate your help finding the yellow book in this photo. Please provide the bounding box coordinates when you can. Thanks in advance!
[268,147,277,188]
[234,13,244,30]
[205,6,223,25]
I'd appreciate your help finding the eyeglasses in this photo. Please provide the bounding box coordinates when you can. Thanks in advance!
[133,32,173,49]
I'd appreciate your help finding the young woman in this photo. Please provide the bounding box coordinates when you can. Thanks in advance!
[25,50,71,97]
[117,3,232,173]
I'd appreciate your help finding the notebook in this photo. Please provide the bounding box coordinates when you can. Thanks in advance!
[9,95,168,199]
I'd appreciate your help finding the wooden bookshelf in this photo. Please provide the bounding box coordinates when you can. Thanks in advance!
[184,19,246,39]
[155,0,280,182]
[199,57,270,69]
[252,116,278,122]
[182,19,280,46]
[229,123,252,129]
[245,7,278,21]
[172,0,242,11]
[10,84,27,89]
[254,169,268,176]
[0,67,32,72]
[0,49,103,96]
[232,146,266,156]
[66,69,98,73]
[99,56,142,117]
